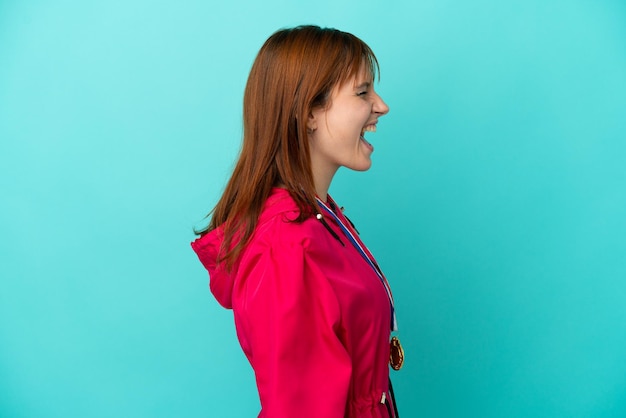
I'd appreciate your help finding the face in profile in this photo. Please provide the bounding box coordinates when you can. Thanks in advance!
[307,66,389,176]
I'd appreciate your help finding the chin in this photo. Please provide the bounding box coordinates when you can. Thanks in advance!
[348,160,372,172]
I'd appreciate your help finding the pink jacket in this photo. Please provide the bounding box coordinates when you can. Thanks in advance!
[192,188,397,417]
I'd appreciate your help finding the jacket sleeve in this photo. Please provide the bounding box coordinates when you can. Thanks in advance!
[233,239,352,417]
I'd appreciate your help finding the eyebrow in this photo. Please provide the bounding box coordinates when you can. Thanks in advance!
[355,81,371,89]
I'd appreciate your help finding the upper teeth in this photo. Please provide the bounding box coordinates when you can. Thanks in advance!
[362,124,376,134]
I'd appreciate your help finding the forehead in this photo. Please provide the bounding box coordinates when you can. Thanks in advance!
[353,65,373,83]
[325,61,375,99]
[338,66,373,90]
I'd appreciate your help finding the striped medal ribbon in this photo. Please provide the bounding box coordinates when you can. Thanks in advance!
[316,196,398,332]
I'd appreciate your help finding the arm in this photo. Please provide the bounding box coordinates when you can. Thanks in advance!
[234,240,352,418]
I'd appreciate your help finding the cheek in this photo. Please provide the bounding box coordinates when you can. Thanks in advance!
[325,102,370,137]
[338,108,368,132]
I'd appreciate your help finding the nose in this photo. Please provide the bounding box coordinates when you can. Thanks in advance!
[373,92,389,116]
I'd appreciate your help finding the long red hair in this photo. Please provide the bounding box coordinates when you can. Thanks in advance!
[200,25,379,268]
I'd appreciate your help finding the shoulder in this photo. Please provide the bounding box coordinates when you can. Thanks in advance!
[250,188,327,251]
[253,208,325,253]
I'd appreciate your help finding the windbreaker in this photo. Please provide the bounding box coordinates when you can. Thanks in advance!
[191,187,398,417]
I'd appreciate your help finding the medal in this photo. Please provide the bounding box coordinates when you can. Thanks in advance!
[389,336,404,371]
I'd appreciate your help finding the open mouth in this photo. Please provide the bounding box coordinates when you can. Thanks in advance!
[360,124,377,149]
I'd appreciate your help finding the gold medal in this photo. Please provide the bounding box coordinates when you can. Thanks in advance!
[389,336,404,371]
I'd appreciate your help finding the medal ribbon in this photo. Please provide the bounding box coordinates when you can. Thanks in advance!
[316,196,398,332]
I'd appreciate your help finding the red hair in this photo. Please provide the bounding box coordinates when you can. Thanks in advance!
[200,25,379,268]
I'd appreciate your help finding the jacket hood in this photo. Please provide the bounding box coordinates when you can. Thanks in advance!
[191,225,233,308]
[191,188,300,309]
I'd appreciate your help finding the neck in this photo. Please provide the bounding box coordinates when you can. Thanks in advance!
[313,166,338,202]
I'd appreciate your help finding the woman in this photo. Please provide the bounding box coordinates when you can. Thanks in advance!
[192,25,401,417]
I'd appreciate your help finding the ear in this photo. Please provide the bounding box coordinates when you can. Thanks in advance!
[306,111,317,133]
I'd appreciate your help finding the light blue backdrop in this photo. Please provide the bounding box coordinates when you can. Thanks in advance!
[1,0,625,417]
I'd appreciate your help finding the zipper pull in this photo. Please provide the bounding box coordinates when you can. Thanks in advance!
[380,392,386,404]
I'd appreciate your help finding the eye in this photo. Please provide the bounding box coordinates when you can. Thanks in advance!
[356,91,368,96]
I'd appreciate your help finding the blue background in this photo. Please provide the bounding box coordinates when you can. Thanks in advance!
[1,0,625,417]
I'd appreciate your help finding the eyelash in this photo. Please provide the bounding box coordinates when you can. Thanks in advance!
[357,91,368,96]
